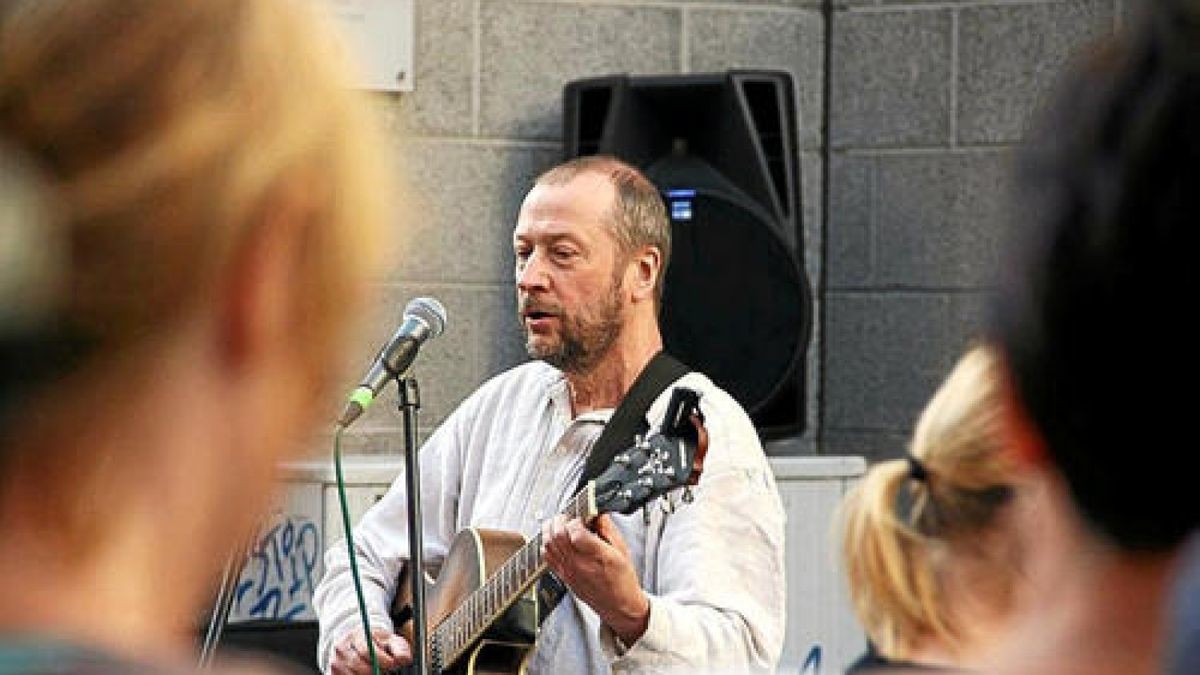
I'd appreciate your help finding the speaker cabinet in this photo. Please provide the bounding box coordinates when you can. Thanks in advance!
[564,70,812,439]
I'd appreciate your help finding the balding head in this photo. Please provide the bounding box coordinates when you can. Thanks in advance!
[534,156,671,307]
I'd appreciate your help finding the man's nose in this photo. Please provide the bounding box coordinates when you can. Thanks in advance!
[516,252,549,291]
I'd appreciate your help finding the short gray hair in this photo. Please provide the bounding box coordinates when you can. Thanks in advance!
[535,156,671,305]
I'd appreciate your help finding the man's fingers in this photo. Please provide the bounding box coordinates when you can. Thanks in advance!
[380,634,413,664]
[543,515,571,560]
[335,629,409,672]
[349,634,377,668]
[333,638,371,675]
[360,630,411,669]
[565,518,606,556]
[594,514,631,559]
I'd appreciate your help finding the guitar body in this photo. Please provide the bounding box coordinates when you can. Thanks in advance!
[392,528,538,674]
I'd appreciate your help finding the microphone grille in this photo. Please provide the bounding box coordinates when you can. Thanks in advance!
[405,296,447,338]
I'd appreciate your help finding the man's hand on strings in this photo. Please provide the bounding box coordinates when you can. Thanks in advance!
[541,514,650,646]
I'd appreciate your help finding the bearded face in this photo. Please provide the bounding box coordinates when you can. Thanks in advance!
[519,271,624,374]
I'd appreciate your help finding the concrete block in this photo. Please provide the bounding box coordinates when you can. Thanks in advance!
[477,285,530,380]
[801,150,823,285]
[820,430,910,463]
[479,3,681,140]
[822,291,989,432]
[826,154,874,288]
[873,151,1012,288]
[831,10,952,147]
[389,139,561,283]
[672,0,820,6]
[687,9,824,149]
[840,0,970,6]
[958,0,1115,144]
[376,0,473,137]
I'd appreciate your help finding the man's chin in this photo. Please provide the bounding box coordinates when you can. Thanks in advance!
[525,338,561,363]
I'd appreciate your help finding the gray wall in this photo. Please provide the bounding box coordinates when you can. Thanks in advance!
[331,0,1126,461]
[823,0,1122,459]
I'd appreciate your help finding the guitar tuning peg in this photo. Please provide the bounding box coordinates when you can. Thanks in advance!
[682,486,694,504]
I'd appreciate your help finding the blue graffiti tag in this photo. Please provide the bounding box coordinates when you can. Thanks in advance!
[801,644,822,675]
[234,515,320,620]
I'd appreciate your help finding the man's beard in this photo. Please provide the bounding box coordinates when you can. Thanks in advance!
[520,283,624,375]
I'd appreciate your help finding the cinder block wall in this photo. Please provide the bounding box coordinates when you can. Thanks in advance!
[328,0,1128,461]
[822,0,1123,460]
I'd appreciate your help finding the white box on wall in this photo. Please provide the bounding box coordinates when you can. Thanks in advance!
[772,456,867,674]
[316,0,414,92]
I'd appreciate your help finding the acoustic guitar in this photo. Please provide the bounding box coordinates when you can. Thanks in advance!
[390,388,708,674]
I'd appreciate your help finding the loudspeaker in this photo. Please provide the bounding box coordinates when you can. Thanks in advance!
[564,71,812,439]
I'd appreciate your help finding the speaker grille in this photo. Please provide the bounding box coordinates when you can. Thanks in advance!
[661,190,805,418]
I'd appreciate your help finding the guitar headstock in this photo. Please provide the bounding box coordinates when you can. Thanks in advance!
[592,387,709,515]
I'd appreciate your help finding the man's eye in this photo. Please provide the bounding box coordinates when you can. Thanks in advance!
[553,248,576,259]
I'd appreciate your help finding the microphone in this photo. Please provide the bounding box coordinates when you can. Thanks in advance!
[338,296,447,428]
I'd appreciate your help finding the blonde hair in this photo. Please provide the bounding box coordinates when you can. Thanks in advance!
[839,345,1019,660]
[0,0,392,546]
[0,0,389,380]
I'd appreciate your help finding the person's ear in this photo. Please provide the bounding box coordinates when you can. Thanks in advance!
[628,245,661,304]
[999,357,1051,470]
[217,188,310,375]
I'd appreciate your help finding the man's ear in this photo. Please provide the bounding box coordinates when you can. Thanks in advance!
[217,193,308,374]
[999,357,1050,470]
[628,245,662,304]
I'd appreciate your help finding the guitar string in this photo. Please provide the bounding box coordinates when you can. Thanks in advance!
[433,484,593,663]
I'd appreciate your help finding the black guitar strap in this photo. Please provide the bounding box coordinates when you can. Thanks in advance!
[537,350,691,622]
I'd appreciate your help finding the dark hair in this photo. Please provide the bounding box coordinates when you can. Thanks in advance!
[996,2,1200,551]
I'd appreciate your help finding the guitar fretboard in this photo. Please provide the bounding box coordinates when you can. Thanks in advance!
[430,481,597,668]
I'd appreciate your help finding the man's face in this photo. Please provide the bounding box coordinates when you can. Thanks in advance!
[513,173,628,374]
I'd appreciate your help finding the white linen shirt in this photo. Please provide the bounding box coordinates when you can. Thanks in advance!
[313,361,786,674]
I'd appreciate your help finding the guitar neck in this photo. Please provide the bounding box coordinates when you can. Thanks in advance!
[430,482,599,668]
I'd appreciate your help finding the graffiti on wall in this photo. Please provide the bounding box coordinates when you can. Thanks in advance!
[233,514,321,621]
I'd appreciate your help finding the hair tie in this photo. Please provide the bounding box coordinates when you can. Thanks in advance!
[906,455,929,483]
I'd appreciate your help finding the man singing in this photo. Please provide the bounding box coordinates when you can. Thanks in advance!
[314,156,785,674]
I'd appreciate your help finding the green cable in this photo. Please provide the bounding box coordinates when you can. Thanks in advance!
[334,426,382,675]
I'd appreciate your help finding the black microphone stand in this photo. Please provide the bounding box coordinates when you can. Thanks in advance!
[398,376,430,675]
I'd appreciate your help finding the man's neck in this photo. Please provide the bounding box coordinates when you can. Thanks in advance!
[565,320,662,416]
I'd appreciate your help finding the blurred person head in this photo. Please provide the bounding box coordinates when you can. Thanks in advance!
[840,345,1026,668]
[996,0,1200,556]
[0,0,390,661]
[988,2,1200,672]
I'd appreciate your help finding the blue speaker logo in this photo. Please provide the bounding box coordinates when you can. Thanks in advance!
[666,188,695,222]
